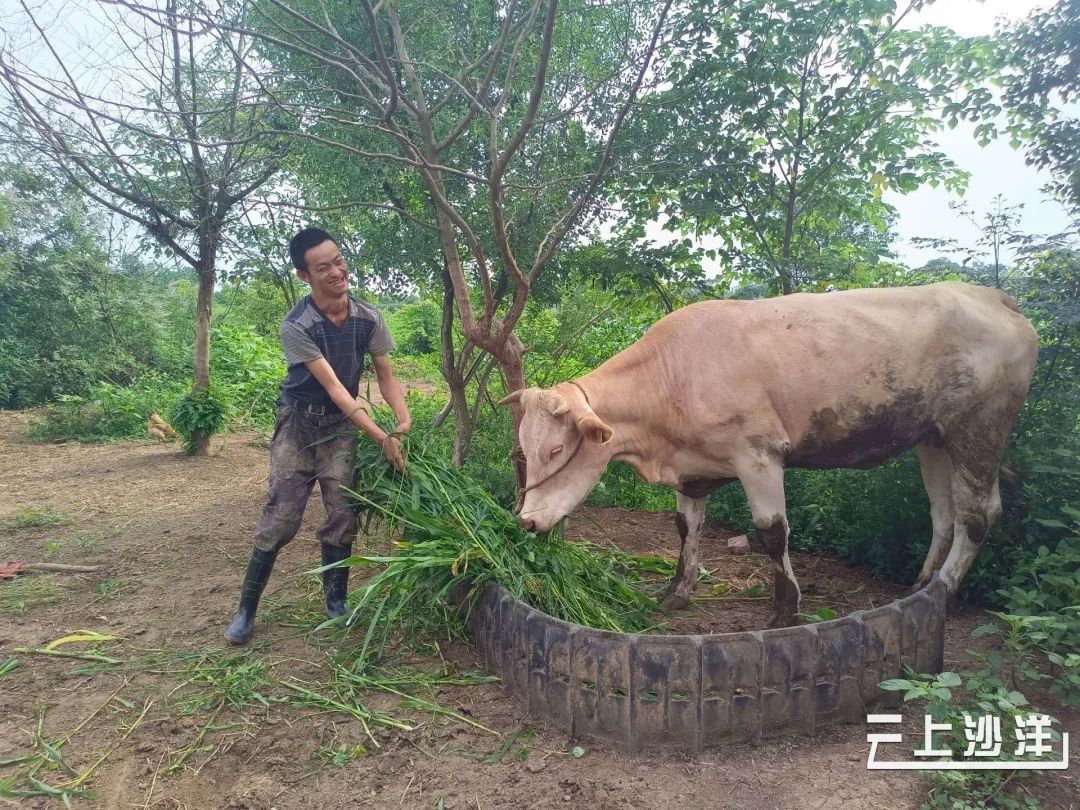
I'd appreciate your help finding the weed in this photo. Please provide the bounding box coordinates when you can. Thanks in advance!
[167,651,272,715]
[455,730,537,765]
[798,606,838,623]
[880,648,1059,808]
[92,579,133,601]
[4,506,69,530]
[312,743,367,767]
[43,539,62,557]
[73,532,103,553]
[980,505,1080,705]
[154,650,274,774]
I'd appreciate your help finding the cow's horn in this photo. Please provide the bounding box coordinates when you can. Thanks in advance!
[498,389,524,406]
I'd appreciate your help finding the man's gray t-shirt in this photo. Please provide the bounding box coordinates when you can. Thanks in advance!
[278,295,396,410]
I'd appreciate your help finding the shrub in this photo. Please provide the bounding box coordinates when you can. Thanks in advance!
[171,388,229,454]
[386,299,442,356]
[28,373,186,443]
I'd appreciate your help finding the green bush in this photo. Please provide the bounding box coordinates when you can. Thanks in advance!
[28,373,187,443]
[171,388,229,454]
[386,299,442,356]
[388,354,443,385]
[587,462,674,512]
[784,458,934,582]
[210,323,285,430]
[984,503,1080,706]
[880,666,1050,809]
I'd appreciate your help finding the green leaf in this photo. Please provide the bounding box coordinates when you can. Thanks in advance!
[879,679,912,691]
[936,672,961,688]
[571,746,586,758]
[1035,519,1069,529]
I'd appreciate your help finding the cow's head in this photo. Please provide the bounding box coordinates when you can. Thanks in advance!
[500,384,615,532]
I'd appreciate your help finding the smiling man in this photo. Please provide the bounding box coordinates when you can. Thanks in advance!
[224,227,411,645]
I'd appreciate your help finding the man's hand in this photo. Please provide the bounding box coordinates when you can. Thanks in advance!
[395,418,412,435]
[382,434,407,474]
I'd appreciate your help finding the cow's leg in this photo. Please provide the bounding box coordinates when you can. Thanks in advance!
[660,492,708,611]
[739,461,800,628]
[912,442,955,590]
[938,421,1008,594]
[938,468,999,594]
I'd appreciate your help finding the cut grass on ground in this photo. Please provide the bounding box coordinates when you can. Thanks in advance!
[0,576,64,614]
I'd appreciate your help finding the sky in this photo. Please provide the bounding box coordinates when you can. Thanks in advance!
[886,0,1074,266]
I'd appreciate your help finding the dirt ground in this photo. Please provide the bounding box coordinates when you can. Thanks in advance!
[563,508,913,636]
[0,409,1076,809]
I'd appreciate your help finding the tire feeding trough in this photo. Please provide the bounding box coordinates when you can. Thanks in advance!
[467,574,947,751]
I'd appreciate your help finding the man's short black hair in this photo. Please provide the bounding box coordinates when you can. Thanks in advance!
[289,228,337,272]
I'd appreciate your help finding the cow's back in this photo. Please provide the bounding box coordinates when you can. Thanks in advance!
[590,282,1037,470]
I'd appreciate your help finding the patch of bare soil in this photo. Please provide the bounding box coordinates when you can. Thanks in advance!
[565,507,911,634]
[1,409,1076,810]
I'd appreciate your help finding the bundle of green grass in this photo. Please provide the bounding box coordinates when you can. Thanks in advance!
[342,424,662,657]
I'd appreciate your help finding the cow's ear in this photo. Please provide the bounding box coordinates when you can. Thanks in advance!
[577,413,614,445]
[498,389,524,406]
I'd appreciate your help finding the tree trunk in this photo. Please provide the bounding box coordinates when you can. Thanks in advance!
[192,264,215,456]
[493,336,528,506]
[450,382,472,466]
[437,267,480,466]
[780,174,799,296]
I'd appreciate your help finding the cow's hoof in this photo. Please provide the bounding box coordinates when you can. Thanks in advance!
[660,592,691,612]
[907,578,933,596]
[939,573,959,596]
[766,612,797,629]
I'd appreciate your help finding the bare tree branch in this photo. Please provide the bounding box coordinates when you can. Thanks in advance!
[529,0,675,284]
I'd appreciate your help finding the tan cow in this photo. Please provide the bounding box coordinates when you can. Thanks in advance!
[501,282,1038,627]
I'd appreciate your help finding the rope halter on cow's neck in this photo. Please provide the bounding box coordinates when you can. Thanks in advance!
[518,379,592,496]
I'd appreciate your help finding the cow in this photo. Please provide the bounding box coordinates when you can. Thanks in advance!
[500,282,1038,628]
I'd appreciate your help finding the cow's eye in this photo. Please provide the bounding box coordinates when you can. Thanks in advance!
[549,445,563,461]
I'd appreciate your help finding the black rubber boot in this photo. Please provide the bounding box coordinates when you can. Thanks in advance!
[321,542,352,620]
[224,548,278,644]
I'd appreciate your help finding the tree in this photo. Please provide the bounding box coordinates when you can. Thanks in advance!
[997,0,1080,215]
[0,0,285,453]
[620,0,991,295]
[555,237,714,316]
[229,197,304,311]
[0,165,171,407]
[911,195,1025,289]
[203,0,675,485]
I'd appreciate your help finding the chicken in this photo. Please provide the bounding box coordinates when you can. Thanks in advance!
[148,411,179,442]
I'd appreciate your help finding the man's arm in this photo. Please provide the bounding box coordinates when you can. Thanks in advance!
[303,357,406,472]
[371,353,411,435]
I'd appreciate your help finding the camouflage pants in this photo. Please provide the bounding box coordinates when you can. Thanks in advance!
[253,403,359,552]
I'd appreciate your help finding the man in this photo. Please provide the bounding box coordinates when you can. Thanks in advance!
[224,228,411,645]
